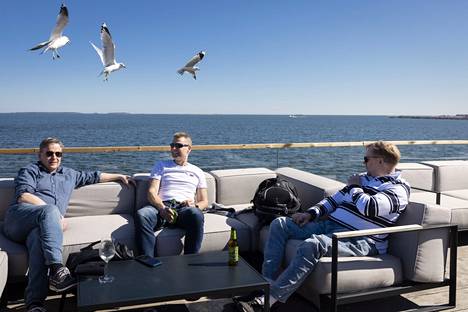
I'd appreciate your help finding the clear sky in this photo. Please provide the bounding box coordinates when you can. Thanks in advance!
[1,1,467,115]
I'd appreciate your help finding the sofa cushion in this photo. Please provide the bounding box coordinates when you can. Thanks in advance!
[210,168,276,206]
[0,223,26,281]
[151,213,251,256]
[275,167,344,210]
[66,182,135,217]
[396,163,433,191]
[443,189,468,201]
[422,160,468,192]
[134,172,216,210]
[410,192,468,230]
[0,179,15,221]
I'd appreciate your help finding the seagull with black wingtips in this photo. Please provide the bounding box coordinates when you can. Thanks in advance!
[90,23,126,81]
[29,3,70,60]
[177,51,206,80]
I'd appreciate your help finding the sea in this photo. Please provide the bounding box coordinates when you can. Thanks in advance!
[1,113,468,182]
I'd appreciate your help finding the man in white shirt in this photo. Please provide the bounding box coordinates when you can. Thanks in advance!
[135,132,208,256]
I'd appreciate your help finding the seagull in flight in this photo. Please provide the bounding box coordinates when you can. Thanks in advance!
[29,4,70,60]
[177,51,206,80]
[90,23,126,81]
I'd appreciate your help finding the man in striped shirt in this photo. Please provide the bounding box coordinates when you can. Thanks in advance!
[236,141,410,311]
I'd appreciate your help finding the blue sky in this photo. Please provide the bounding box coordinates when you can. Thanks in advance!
[1,1,467,115]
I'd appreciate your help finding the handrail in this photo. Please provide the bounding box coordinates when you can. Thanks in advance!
[0,140,468,154]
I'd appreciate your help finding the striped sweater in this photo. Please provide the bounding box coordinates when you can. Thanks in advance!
[307,171,410,254]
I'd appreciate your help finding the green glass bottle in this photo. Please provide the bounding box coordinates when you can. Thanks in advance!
[228,227,239,266]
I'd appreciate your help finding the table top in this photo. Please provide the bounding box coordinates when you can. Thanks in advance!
[77,251,268,311]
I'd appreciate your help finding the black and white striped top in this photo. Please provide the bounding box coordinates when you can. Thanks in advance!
[307,171,410,254]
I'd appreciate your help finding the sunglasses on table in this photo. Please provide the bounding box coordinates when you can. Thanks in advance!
[170,143,190,149]
[45,151,63,158]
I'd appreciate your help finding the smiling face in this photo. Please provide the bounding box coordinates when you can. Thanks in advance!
[170,136,192,165]
[38,143,63,172]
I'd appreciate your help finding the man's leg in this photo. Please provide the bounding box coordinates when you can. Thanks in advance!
[24,228,49,309]
[175,207,204,254]
[262,217,325,281]
[271,221,378,303]
[135,205,164,257]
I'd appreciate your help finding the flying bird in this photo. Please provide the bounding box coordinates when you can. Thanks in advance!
[29,4,70,60]
[90,23,126,81]
[177,51,206,80]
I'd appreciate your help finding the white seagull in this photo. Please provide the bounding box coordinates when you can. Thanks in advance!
[177,51,206,80]
[29,4,70,60]
[90,23,126,81]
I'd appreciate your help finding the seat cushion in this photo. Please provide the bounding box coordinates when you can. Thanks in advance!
[443,189,468,201]
[210,168,276,206]
[0,223,26,281]
[0,178,15,221]
[422,160,468,192]
[153,213,251,256]
[0,251,7,297]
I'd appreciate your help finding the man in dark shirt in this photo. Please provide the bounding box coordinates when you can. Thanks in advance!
[3,137,134,312]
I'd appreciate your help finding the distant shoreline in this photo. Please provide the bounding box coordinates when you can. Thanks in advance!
[390,114,468,120]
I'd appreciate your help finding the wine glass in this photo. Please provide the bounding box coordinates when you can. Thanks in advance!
[99,238,115,284]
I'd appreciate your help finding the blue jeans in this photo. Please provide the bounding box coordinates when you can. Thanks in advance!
[263,217,378,303]
[3,203,63,307]
[135,205,205,257]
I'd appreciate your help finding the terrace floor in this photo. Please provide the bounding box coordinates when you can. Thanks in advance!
[5,244,468,312]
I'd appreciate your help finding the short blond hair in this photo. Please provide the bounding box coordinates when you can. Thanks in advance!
[173,132,192,146]
[366,141,401,165]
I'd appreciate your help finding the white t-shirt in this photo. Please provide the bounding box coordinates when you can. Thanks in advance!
[149,160,207,202]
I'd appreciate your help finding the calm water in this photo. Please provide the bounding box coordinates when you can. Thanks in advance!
[1,113,468,181]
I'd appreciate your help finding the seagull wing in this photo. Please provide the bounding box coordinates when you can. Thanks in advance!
[50,4,69,40]
[184,54,202,68]
[90,42,105,66]
[100,24,115,66]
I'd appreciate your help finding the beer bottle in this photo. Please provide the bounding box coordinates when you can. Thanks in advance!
[228,227,239,266]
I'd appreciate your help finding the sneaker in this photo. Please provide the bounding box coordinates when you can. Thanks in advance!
[234,296,264,312]
[27,305,47,312]
[49,266,77,292]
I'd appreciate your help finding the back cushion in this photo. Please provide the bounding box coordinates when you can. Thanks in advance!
[389,201,451,283]
[396,163,434,192]
[66,182,135,217]
[0,179,14,221]
[423,160,468,192]
[210,168,276,206]
[134,172,216,210]
[275,167,344,210]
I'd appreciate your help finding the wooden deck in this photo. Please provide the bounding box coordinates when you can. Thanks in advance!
[5,244,468,312]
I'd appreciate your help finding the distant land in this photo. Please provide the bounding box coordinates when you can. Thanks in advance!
[391,114,468,120]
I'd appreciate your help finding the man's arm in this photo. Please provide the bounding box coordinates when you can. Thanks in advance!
[99,173,135,186]
[17,192,46,205]
[147,179,175,222]
[195,188,208,210]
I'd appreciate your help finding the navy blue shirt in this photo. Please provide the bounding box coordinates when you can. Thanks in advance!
[13,162,101,216]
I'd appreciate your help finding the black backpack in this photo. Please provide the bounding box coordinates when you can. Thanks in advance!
[252,177,301,225]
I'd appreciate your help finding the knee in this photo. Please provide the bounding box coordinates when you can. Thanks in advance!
[297,235,328,259]
[39,204,61,220]
[270,216,288,229]
[187,208,204,225]
[136,206,157,220]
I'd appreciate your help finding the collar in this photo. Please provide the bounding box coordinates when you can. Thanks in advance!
[36,161,64,174]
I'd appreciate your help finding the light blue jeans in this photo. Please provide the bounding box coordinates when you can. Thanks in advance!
[263,217,378,303]
[3,203,63,307]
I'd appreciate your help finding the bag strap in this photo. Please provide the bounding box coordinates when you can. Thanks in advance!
[81,240,101,251]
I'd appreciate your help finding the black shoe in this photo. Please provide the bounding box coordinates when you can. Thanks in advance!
[234,296,264,312]
[49,266,77,292]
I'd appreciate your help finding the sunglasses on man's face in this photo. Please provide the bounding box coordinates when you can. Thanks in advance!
[364,156,379,163]
[170,143,190,149]
[45,151,63,158]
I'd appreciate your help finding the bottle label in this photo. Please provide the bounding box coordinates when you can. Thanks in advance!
[229,246,239,264]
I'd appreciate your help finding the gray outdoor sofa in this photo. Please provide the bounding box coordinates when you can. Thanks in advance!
[0,165,459,311]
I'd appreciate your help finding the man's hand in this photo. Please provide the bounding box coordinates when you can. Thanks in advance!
[160,207,177,224]
[181,198,195,207]
[347,174,361,186]
[118,175,136,187]
[291,212,312,227]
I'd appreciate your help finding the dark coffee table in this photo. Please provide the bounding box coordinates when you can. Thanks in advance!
[77,251,270,311]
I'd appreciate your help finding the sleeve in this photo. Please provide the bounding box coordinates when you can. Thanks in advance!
[347,183,410,217]
[309,185,350,218]
[149,161,164,180]
[74,170,101,188]
[14,167,38,201]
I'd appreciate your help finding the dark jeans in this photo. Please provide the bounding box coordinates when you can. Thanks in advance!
[135,202,204,257]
